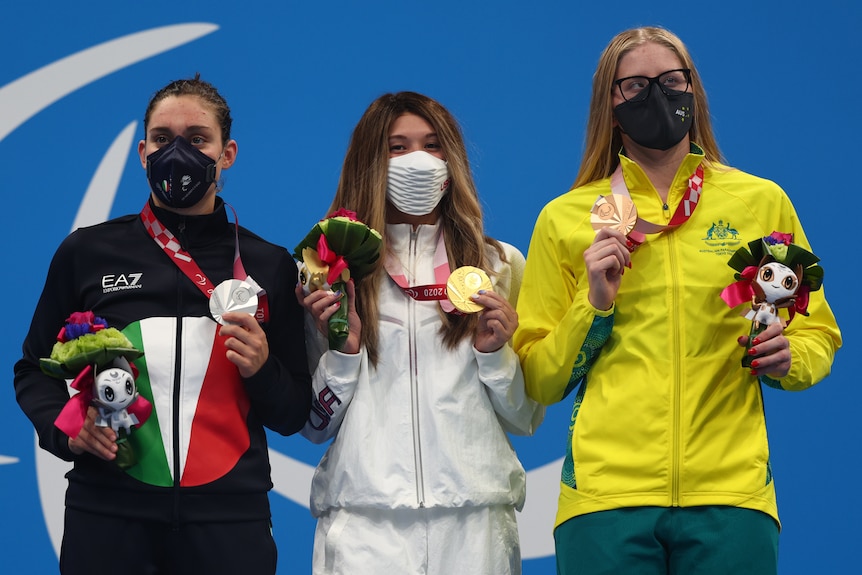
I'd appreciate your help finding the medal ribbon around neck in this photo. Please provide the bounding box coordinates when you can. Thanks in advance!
[594,162,704,251]
[140,202,269,323]
[384,229,459,314]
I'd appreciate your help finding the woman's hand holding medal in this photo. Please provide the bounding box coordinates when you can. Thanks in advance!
[446,266,517,353]
[586,194,636,311]
[219,311,271,378]
[471,290,518,353]
[584,227,631,311]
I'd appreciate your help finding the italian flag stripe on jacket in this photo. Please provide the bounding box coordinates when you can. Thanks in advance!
[123,317,250,487]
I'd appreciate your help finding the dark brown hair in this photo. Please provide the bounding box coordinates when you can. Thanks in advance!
[143,73,233,145]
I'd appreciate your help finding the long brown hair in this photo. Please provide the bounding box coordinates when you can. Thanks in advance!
[573,27,724,189]
[330,91,503,366]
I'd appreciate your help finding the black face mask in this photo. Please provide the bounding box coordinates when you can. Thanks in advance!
[614,86,694,151]
[145,136,218,208]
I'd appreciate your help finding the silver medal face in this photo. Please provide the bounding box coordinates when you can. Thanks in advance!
[209,279,258,325]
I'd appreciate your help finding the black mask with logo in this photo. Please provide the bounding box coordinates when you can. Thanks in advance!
[614,86,694,151]
[145,136,218,208]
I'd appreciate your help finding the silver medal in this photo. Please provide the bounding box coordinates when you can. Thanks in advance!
[209,279,258,325]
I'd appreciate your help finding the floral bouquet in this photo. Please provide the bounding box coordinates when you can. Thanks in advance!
[293,208,382,350]
[720,231,823,367]
[41,311,151,469]
[40,311,143,378]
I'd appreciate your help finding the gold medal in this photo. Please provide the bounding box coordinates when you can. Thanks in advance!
[446,266,492,313]
[591,193,637,235]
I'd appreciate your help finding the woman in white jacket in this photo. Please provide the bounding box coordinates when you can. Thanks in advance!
[296,91,543,574]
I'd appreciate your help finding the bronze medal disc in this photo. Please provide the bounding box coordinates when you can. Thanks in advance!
[446,266,492,313]
[591,193,638,235]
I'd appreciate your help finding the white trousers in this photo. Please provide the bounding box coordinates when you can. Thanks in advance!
[312,505,522,575]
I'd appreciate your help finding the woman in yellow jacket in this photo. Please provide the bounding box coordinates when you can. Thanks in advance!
[513,26,841,575]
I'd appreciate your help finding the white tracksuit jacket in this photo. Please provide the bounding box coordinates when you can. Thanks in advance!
[301,221,543,517]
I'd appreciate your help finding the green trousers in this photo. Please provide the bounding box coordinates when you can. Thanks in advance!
[555,506,779,575]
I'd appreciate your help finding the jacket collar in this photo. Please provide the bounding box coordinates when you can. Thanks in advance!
[386,220,442,254]
[617,142,705,204]
[147,196,229,249]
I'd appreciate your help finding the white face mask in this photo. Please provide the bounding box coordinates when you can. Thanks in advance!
[386,151,450,216]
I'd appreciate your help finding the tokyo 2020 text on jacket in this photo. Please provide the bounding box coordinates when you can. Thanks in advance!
[14,197,312,524]
[513,146,841,530]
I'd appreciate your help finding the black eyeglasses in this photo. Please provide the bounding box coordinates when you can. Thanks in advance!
[614,69,691,102]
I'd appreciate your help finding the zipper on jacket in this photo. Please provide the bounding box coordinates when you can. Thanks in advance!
[177,220,187,251]
[171,312,184,528]
[408,227,426,507]
[669,233,682,507]
[172,219,187,528]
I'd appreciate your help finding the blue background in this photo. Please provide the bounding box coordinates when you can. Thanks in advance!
[1,2,857,573]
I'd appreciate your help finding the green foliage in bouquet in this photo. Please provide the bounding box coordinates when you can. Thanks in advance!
[293,209,382,350]
[40,312,143,379]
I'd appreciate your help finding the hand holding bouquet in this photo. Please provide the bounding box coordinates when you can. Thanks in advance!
[294,209,382,350]
[720,231,823,367]
[41,311,150,469]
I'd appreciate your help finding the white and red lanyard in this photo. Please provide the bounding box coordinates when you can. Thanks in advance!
[140,202,269,323]
[384,229,460,314]
[611,162,704,250]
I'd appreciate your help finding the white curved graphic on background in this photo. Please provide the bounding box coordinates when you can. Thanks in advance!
[515,457,560,558]
[36,435,73,556]
[269,448,316,507]
[0,23,218,142]
[75,121,139,227]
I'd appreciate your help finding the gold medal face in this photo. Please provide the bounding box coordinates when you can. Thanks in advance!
[591,193,637,235]
[446,266,492,313]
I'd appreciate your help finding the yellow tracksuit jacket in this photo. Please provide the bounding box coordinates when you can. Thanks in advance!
[513,147,842,530]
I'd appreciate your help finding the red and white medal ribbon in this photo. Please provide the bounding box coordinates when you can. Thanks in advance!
[607,162,704,249]
[140,202,269,323]
[384,229,458,314]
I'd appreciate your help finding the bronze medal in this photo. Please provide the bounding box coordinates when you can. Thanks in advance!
[446,266,492,313]
[591,193,638,235]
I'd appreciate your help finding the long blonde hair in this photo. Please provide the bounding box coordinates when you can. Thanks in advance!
[330,92,503,366]
[573,26,724,188]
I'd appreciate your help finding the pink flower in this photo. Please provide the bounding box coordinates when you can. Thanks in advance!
[768,231,794,246]
[328,208,358,221]
[59,311,107,342]
[66,311,97,325]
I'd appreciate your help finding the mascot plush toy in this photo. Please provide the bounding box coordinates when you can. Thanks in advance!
[720,232,823,368]
[41,311,151,469]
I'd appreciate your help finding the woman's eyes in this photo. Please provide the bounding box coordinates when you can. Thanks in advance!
[153,134,206,146]
[389,142,440,152]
